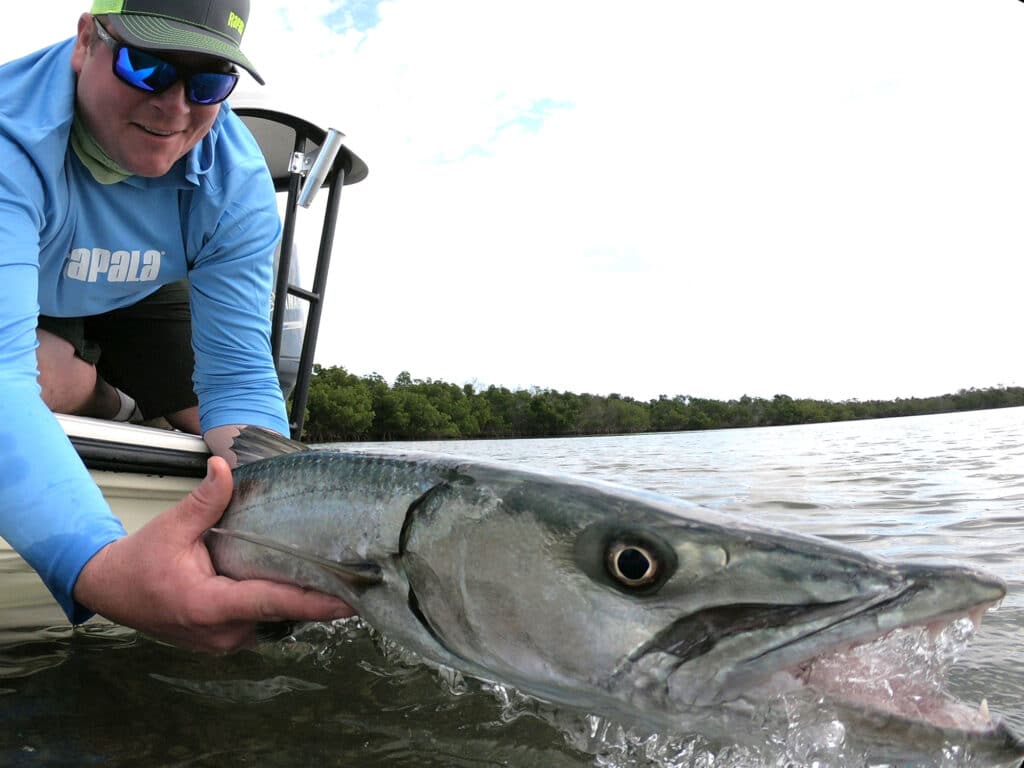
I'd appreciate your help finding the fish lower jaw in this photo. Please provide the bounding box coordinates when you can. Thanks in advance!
[781,608,998,735]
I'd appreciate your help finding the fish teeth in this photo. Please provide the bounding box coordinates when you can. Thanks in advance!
[968,606,987,630]
[925,620,947,641]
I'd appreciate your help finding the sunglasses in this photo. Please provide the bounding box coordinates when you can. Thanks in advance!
[93,19,239,105]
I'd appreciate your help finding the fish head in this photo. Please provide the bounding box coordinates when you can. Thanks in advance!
[400,464,1022,761]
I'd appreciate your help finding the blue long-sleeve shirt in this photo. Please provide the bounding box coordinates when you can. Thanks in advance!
[0,39,288,622]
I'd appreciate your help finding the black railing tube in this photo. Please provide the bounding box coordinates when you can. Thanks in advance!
[270,134,306,365]
[289,161,346,438]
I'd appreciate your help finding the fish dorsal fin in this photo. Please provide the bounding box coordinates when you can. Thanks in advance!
[231,425,311,465]
[207,527,383,586]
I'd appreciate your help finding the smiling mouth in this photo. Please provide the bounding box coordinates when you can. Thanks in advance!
[138,125,177,137]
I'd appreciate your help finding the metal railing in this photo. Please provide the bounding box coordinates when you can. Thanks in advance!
[234,108,369,439]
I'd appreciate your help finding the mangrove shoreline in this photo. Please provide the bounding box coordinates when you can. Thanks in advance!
[299,365,1024,443]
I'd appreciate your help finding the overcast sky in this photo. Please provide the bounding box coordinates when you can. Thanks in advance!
[6,1,1024,402]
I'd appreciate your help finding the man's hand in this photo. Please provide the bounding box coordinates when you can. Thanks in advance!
[73,456,354,652]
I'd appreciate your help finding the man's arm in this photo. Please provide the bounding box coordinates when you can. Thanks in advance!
[0,136,127,623]
[187,110,290,442]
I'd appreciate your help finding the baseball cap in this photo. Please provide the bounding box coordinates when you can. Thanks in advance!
[89,0,263,84]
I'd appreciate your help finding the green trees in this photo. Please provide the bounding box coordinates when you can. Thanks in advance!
[303,365,374,442]
[298,367,1024,443]
[371,372,459,440]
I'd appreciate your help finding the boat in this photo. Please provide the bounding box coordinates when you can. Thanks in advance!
[0,105,368,621]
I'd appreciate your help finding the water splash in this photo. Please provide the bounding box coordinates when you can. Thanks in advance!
[264,616,369,669]
[261,615,993,768]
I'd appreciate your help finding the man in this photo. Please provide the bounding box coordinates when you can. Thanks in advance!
[0,0,352,651]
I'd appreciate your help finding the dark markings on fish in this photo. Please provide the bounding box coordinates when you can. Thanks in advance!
[406,584,450,654]
[398,481,453,556]
[634,600,863,665]
[397,479,479,665]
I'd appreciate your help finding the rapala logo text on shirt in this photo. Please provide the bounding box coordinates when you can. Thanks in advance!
[64,248,162,283]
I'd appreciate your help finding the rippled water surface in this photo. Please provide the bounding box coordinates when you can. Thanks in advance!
[2,408,1022,766]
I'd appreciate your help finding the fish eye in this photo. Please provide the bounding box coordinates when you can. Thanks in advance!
[607,542,660,588]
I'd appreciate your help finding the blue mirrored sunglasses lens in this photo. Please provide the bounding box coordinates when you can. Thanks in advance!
[115,47,178,93]
[188,72,239,105]
[114,46,238,104]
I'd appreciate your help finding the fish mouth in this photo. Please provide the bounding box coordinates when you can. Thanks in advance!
[761,603,1024,761]
[627,567,1023,752]
[772,604,1002,730]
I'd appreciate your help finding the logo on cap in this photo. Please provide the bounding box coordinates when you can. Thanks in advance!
[228,11,246,36]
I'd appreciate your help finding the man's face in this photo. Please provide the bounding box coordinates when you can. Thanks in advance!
[70,14,223,178]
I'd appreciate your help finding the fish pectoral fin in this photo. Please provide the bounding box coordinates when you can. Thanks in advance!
[207,527,383,586]
[230,425,311,465]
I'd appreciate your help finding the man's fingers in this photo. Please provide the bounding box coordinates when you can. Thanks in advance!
[212,578,354,624]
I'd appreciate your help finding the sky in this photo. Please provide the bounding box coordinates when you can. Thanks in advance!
[5,1,1024,403]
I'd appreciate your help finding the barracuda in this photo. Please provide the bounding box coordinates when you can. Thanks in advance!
[206,429,1024,766]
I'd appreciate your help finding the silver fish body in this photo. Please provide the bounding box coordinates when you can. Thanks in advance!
[207,445,1024,766]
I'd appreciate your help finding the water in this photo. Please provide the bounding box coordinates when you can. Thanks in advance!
[1,408,1022,767]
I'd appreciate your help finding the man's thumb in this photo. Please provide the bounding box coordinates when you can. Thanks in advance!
[180,456,235,530]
